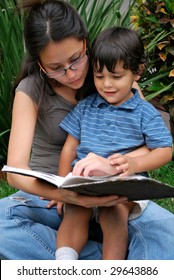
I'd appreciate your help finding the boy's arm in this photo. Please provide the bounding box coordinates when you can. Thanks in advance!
[58,134,79,177]
[126,145,150,157]
[132,146,173,172]
[110,146,173,177]
[48,134,79,214]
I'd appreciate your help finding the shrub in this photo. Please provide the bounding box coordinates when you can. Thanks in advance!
[131,0,174,137]
[0,0,24,164]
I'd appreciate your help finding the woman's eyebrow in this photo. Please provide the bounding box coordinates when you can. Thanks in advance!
[45,48,83,67]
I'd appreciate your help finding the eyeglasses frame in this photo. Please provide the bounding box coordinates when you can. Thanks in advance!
[37,40,88,79]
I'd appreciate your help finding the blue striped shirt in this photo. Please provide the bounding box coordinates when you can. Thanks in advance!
[60,89,172,165]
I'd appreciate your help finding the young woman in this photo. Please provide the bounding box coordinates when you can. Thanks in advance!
[0,0,173,260]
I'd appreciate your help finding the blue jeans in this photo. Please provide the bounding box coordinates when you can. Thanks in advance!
[0,191,173,260]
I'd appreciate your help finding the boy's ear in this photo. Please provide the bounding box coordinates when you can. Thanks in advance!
[134,64,145,81]
[137,63,145,76]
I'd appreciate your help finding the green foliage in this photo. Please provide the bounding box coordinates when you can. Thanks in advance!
[0,0,24,164]
[0,178,16,198]
[68,0,136,43]
[131,0,174,106]
[150,159,174,214]
[150,160,174,186]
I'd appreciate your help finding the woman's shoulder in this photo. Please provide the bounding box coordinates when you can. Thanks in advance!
[16,73,41,90]
[15,73,44,104]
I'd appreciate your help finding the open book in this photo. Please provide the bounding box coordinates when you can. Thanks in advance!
[2,165,174,201]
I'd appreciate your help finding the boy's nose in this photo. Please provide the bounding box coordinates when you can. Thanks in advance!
[103,78,113,87]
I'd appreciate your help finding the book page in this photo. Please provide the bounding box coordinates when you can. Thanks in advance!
[60,173,108,187]
[1,165,64,187]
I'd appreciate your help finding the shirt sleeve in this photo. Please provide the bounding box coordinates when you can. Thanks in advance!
[15,74,43,105]
[142,104,173,148]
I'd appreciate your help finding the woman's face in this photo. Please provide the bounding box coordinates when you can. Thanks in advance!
[39,37,89,90]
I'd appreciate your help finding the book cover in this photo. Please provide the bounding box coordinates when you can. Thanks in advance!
[2,165,174,200]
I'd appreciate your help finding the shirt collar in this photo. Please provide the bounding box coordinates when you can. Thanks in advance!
[92,88,141,110]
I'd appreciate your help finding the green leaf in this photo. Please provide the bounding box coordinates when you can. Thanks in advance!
[144,82,174,101]
[0,0,24,161]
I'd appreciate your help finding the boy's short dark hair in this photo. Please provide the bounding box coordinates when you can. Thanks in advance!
[91,27,146,75]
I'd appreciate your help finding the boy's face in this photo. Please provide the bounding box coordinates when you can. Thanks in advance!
[93,61,139,106]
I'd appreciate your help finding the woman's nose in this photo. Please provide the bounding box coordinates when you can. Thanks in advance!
[65,68,76,79]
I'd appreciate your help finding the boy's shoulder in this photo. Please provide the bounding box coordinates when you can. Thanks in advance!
[78,93,98,106]
[133,90,159,111]
[138,97,159,112]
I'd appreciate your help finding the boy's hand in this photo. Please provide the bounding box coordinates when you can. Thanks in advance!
[109,153,136,176]
[57,201,64,215]
[41,198,64,215]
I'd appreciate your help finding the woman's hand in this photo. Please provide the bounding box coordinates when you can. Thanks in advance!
[40,186,128,209]
[56,188,128,208]
[72,152,118,177]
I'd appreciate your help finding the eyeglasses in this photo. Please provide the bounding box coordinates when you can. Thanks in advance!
[38,50,88,79]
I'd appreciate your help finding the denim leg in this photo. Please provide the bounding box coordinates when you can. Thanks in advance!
[79,240,102,260]
[0,191,102,260]
[2,191,172,260]
[0,191,60,259]
[127,201,174,260]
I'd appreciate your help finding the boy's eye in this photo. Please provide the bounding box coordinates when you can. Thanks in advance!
[96,76,103,79]
[94,73,103,79]
[113,75,122,79]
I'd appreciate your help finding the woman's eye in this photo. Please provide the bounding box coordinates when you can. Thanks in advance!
[70,56,81,64]
[51,66,62,72]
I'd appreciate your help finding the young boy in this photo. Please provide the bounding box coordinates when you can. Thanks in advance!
[56,27,173,260]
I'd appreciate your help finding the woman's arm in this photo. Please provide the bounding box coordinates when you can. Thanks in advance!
[7,91,37,170]
[7,91,67,201]
[7,91,59,199]
[133,81,145,100]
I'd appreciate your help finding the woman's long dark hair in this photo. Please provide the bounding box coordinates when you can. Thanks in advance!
[13,0,95,99]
